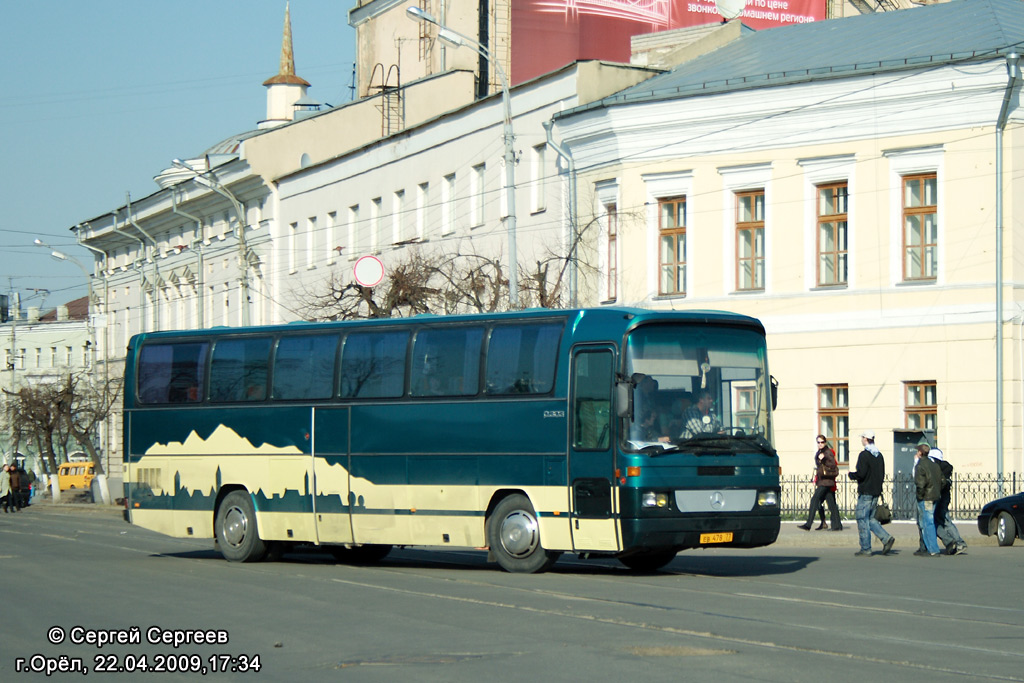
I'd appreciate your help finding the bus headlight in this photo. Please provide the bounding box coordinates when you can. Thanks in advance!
[757,490,778,507]
[642,492,669,508]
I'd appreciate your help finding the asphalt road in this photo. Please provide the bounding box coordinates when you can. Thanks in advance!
[0,504,1019,683]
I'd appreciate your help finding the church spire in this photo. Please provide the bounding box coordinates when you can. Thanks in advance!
[263,3,310,87]
[260,2,311,128]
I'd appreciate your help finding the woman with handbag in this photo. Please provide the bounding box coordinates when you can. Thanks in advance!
[798,436,843,531]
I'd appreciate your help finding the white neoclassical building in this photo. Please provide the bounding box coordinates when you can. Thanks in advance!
[69,5,654,480]
[554,0,1024,477]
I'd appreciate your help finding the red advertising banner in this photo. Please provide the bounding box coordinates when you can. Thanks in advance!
[511,0,826,84]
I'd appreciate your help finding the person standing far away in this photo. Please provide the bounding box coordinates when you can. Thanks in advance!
[0,464,11,513]
[798,435,843,531]
[848,430,895,556]
[929,448,967,555]
[913,444,943,557]
[6,463,21,512]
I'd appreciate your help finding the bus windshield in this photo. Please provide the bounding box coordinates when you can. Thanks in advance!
[623,323,772,453]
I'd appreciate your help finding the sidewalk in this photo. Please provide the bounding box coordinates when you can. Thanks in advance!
[774,519,994,548]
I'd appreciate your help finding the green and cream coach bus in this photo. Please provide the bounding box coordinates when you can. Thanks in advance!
[123,307,780,573]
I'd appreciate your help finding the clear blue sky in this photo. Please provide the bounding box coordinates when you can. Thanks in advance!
[0,0,356,309]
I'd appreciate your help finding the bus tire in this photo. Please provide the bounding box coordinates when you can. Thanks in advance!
[488,494,560,573]
[329,544,392,564]
[215,490,267,562]
[618,549,678,572]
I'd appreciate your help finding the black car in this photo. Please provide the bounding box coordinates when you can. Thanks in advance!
[977,492,1024,546]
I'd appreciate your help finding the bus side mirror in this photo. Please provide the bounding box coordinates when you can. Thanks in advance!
[615,381,633,419]
[770,375,778,411]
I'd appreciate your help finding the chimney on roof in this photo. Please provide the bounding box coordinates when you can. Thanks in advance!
[259,2,311,130]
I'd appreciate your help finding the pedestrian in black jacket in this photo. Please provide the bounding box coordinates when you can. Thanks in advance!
[848,430,895,556]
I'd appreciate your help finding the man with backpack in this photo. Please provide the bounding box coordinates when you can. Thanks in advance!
[929,448,968,555]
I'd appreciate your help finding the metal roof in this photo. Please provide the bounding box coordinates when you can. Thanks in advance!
[580,0,1024,110]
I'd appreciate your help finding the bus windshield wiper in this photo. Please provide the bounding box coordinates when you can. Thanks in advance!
[675,432,777,456]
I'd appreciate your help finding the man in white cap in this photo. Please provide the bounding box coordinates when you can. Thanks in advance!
[848,430,895,556]
[929,448,968,555]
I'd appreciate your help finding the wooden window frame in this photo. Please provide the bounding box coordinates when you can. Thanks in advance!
[658,196,686,296]
[606,203,618,302]
[817,383,850,465]
[904,380,937,432]
[735,190,765,291]
[902,173,938,282]
[816,182,848,287]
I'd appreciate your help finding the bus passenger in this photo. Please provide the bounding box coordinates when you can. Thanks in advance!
[631,374,662,441]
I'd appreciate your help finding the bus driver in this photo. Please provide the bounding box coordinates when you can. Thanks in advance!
[679,390,722,439]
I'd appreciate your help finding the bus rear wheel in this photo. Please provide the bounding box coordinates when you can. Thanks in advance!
[488,494,560,573]
[619,549,678,572]
[215,491,267,562]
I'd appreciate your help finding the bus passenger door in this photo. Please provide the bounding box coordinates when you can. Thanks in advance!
[312,407,354,544]
[569,346,620,552]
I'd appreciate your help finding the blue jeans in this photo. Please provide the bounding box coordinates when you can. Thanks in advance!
[855,495,892,551]
[917,500,942,554]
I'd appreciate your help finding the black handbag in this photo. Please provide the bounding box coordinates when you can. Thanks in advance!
[874,499,892,525]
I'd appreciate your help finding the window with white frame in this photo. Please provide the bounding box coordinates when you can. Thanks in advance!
[885,146,942,285]
[371,197,382,254]
[471,164,485,228]
[442,173,456,236]
[327,211,338,264]
[347,204,359,261]
[531,144,546,213]
[607,203,618,302]
[393,189,406,246]
[719,163,771,296]
[643,171,693,300]
[416,182,428,242]
[596,179,620,303]
[306,216,317,269]
[288,222,298,274]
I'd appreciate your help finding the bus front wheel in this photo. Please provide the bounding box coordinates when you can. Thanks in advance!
[215,491,267,562]
[488,494,560,573]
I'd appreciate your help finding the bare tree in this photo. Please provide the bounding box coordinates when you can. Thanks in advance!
[59,371,122,475]
[3,370,122,475]
[290,199,614,321]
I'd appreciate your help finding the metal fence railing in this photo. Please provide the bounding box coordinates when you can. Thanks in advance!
[781,473,1020,521]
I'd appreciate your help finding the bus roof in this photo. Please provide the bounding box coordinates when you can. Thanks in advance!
[126,307,764,347]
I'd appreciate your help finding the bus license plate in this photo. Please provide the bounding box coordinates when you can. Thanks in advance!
[700,532,733,544]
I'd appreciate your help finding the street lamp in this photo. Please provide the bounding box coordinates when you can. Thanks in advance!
[33,239,97,367]
[406,5,519,306]
[171,159,252,326]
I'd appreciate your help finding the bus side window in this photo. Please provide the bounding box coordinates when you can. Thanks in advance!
[209,337,272,403]
[484,323,562,395]
[572,350,613,450]
[340,331,408,398]
[410,327,484,397]
[272,334,339,400]
[138,342,209,404]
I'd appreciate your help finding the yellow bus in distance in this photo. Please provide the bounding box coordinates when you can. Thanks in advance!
[58,461,96,491]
